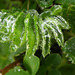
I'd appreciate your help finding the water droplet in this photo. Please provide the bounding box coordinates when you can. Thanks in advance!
[29,56,31,59]
[18,69,21,72]
[66,54,68,57]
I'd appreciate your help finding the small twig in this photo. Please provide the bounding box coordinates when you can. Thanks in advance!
[0,69,2,73]
[0,57,23,75]
[0,69,2,75]
[2,59,20,75]
[27,0,30,10]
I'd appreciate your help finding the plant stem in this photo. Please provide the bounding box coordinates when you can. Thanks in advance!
[0,57,23,75]
[27,0,30,10]
[2,59,20,75]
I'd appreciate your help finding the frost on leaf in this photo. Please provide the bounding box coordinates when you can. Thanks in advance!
[0,9,70,57]
[63,37,75,63]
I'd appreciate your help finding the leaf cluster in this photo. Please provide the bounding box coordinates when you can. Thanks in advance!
[0,0,75,75]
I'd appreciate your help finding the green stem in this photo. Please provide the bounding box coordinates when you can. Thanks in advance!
[27,0,30,10]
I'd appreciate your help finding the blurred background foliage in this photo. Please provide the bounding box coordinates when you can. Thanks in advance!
[0,0,37,10]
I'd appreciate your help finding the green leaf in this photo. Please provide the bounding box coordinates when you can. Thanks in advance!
[36,65,47,75]
[45,17,64,46]
[0,42,14,69]
[36,0,54,9]
[33,15,40,53]
[39,14,70,57]
[0,9,70,57]
[67,5,75,34]
[36,54,62,75]
[50,5,62,16]
[5,66,30,75]
[23,55,40,75]
[62,37,75,63]
[48,69,61,75]
[40,5,62,18]
[42,30,51,57]
[44,16,70,46]
[0,10,19,42]
[11,12,25,51]
[24,13,36,56]
[53,16,70,29]
[24,10,39,56]
[60,4,75,34]
[59,64,75,75]
[12,42,26,56]
[45,54,61,68]
[38,18,51,57]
